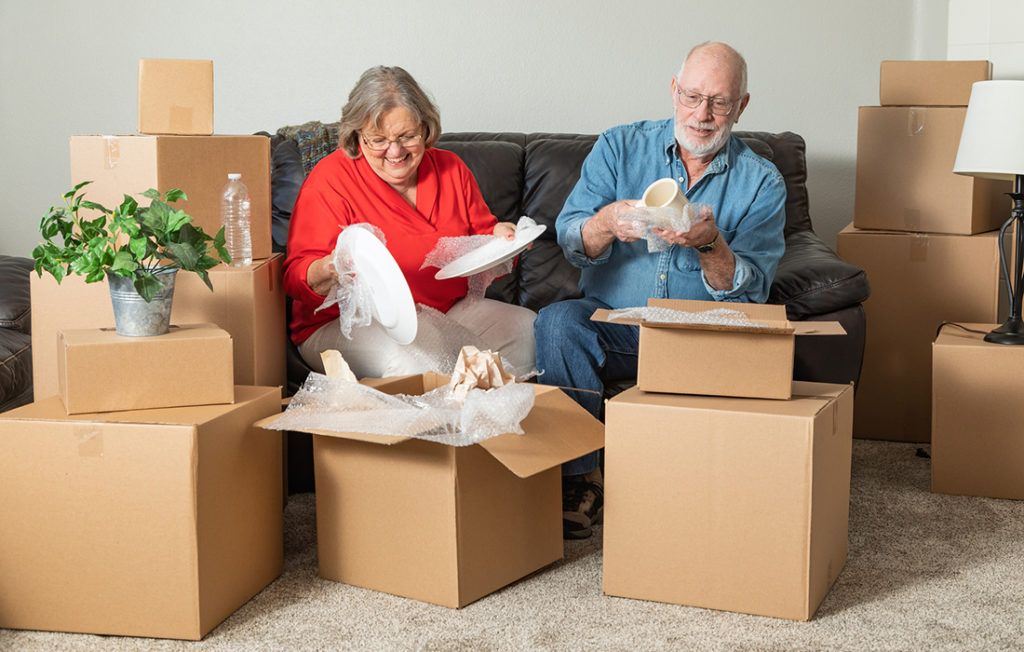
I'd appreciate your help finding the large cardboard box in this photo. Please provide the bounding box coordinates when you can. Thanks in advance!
[932,323,1024,499]
[137,58,214,135]
[0,386,283,640]
[836,224,1004,442]
[32,254,286,399]
[591,298,844,400]
[880,60,992,106]
[263,372,604,608]
[58,323,234,414]
[602,381,853,621]
[69,134,271,259]
[854,106,1009,234]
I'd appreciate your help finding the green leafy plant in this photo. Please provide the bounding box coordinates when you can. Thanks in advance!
[32,181,230,302]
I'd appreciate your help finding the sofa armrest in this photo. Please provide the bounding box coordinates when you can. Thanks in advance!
[0,255,33,335]
[769,230,870,319]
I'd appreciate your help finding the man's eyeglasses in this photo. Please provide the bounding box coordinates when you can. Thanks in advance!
[675,88,736,116]
[360,132,424,152]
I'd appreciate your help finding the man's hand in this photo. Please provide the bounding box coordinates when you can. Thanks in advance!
[306,254,338,297]
[582,199,644,258]
[651,205,717,248]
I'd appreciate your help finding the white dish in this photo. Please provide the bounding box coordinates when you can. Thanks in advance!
[341,226,418,344]
[435,224,546,280]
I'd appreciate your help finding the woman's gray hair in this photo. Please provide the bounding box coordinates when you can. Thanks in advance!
[337,66,442,158]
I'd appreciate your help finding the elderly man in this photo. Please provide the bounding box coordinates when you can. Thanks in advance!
[536,42,787,539]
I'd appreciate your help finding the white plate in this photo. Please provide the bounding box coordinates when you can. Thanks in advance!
[434,224,546,280]
[341,226,418,345]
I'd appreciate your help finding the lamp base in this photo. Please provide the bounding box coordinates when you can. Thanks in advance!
[984,317,1024,345]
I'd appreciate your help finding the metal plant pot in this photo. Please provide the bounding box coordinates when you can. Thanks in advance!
[106,267,178,336]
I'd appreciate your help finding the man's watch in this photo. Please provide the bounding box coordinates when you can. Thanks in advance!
[694,232,720,253]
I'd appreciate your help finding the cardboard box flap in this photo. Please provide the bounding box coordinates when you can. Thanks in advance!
[477,384,605,479]
[613,381,851,418]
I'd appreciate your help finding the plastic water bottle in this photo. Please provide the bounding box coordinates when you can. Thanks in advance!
[221,173,252,266]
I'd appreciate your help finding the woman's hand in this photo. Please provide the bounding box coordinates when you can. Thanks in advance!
[306,254,338,296]
[493,221,517,240]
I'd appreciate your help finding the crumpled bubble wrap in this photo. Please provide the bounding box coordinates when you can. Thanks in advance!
[607,305,771,329]
[421,216,539,298]
[622,203,713,253]
[261,370,536,447]
[314,223,386,339]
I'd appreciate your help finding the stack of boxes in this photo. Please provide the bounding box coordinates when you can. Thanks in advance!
[0,59,286,640]
[594,299,854,621]
[837,60,1009,443]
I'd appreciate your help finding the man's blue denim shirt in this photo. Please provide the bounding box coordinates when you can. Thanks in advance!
[556,119,787,308]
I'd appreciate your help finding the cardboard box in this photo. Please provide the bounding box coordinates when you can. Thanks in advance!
[602,381,853,621]
[836,224,1004,442]
[58,323,234,414]
[137,58,214,135]
[261,372,604,608]
[854,106,1010,234]
[591,298,845,400]
[69,134,271,259]
[880,60,992,106]
[932,323,1024,499]
[32,254,286,400]
[0,386,283,640]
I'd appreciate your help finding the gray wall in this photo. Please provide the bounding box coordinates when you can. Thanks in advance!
[0,0,949,257]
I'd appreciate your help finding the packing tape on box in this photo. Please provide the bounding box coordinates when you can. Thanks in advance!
[103,136,120,169]
[906,108,925,136]
[169,104,193,133]
[75,425,104,457]
[909,232,929,263]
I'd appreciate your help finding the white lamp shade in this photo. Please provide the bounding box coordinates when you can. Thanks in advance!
[954,80,1024,180]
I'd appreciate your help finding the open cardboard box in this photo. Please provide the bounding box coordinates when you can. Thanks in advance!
[256,372,604,608]
[592,298,845,399]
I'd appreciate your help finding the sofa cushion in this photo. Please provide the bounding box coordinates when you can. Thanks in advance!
[0,255,32,334]
[735,130,813,237]
[268,134,304,253]
[434,140,525,222]
[0,330,31,413]
[770,230,871,319]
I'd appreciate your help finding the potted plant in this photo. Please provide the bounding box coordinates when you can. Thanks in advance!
[32,180,230,336]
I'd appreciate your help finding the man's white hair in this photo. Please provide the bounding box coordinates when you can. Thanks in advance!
[675,41,748,98]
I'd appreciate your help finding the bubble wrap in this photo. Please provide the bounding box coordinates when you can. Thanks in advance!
[314,223,387,339]
[261,372,536,447]
[421,216,539,298]
[607,305,771,329]
[623,203,713,253]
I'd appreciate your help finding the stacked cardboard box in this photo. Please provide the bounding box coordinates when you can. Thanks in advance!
[838,60,1008,443]
[931,323,1024,500]
[1,59,286,640]
[594,298,854,621]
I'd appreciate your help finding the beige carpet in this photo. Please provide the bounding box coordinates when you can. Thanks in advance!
[3,440,1024,651]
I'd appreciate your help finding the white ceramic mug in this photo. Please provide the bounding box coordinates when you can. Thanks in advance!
[639,178,689,212]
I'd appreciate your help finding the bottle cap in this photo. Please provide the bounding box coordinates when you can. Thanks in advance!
[228,173,241,180]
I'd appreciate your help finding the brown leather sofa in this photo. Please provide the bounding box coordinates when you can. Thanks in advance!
[266,124,871,396]
[0,255,33,413]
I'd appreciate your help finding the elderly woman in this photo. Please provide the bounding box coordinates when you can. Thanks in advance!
[283,66,536,378]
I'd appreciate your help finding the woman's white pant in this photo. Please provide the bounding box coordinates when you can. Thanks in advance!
[299,297,537,379]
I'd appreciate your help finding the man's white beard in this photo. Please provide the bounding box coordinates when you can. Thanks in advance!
[675,118,732,158]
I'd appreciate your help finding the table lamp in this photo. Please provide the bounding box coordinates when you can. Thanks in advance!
[953,80,1024,344]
